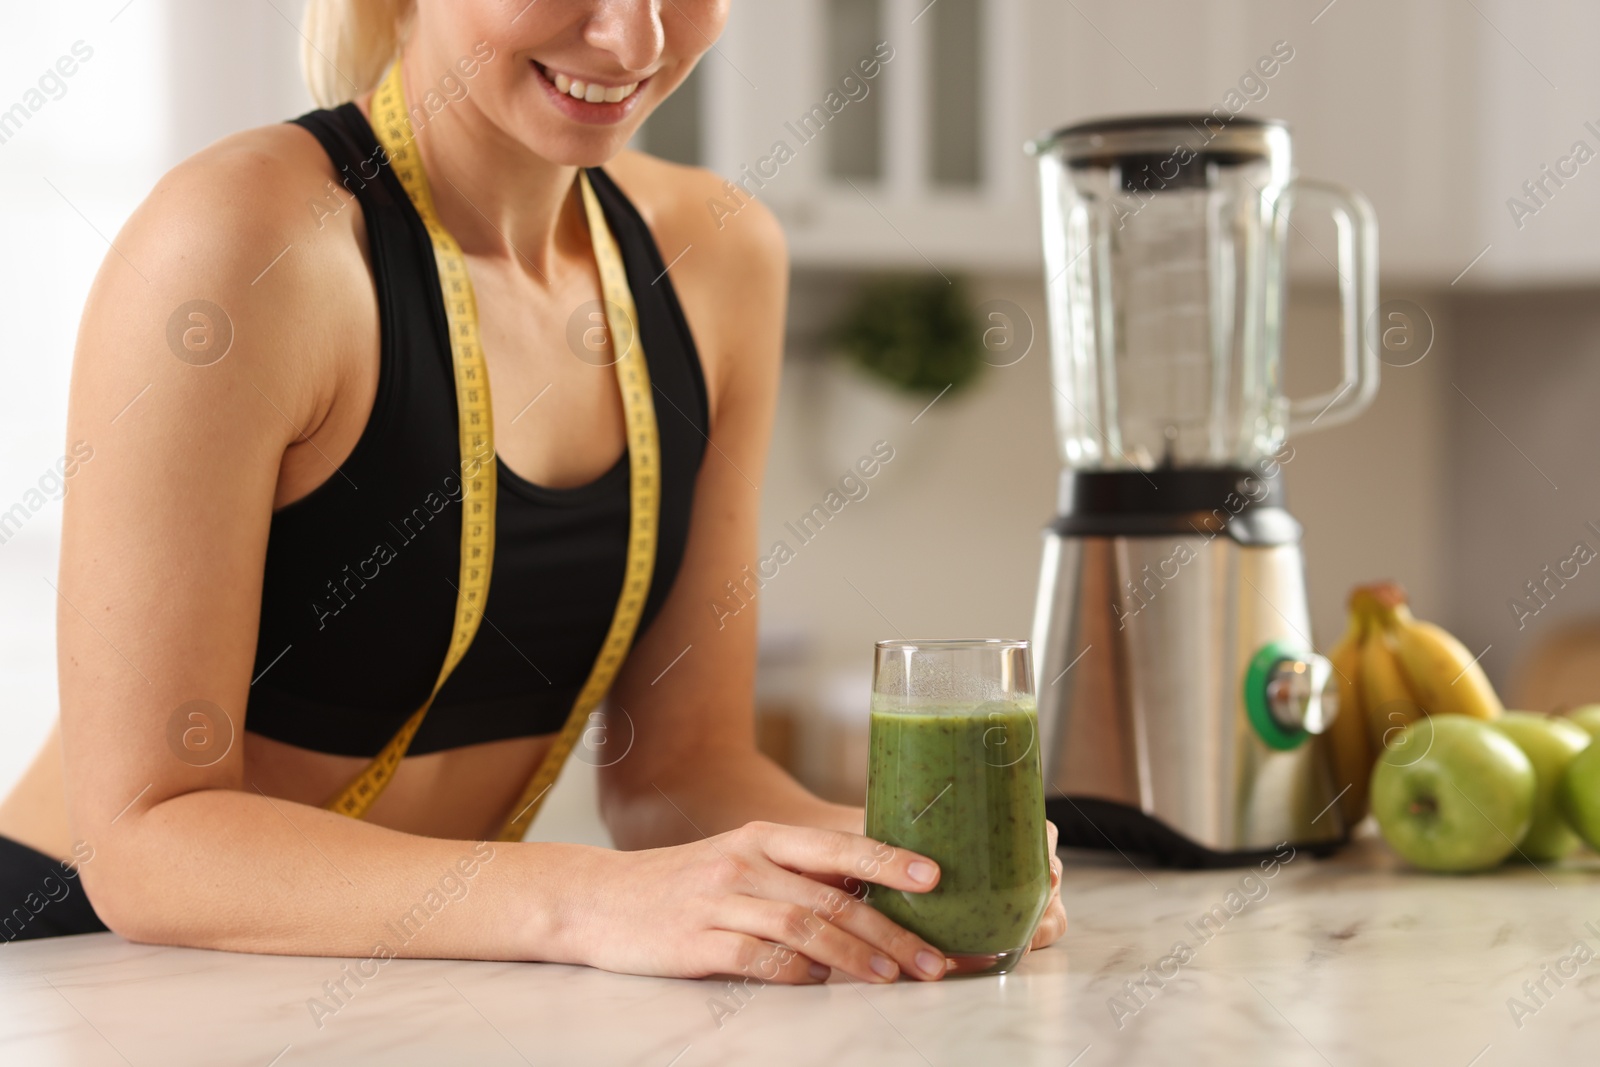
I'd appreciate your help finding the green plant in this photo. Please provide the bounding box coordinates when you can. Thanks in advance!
[830,274,983,397]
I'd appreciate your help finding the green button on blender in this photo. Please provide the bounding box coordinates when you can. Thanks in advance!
[1244,639,1321,751]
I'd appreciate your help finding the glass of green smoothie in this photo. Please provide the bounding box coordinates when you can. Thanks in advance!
[863,638,1052,977]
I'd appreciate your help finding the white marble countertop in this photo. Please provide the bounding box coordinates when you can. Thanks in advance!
[2,830,1597,1065]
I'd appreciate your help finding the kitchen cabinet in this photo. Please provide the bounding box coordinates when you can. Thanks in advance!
[643,0,1600,286]
[648,0,1038,271]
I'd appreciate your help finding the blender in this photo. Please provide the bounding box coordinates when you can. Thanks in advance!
[1027,115,1379,867]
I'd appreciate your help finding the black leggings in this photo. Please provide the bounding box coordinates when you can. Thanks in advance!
[0,832,108,940]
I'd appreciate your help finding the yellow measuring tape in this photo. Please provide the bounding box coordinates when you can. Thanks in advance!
[323,60,661,843]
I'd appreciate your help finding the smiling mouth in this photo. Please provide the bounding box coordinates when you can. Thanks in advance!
[532,61,642,104]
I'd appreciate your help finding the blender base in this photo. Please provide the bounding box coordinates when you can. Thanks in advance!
[1032,476,1351,862]
[1048,795,1347,870]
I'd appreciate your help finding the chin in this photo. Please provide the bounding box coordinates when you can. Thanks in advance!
[511,127,638,170]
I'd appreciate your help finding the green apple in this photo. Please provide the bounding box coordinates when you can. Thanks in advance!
[1564,704,1600,740]
[1489,712,1590,861]
[1371,716,1535,872]
[1558,741,1600,850]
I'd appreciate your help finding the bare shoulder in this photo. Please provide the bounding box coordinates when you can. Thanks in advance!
[603,150,788,413]
[76,120,374,427]
[122,121,357,289]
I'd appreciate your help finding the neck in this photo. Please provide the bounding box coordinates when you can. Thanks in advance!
[390,46,588,281]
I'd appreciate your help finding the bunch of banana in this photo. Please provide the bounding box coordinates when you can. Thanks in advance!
[1319,582,1504,828]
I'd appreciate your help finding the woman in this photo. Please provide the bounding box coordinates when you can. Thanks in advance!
[0,0,1065,983]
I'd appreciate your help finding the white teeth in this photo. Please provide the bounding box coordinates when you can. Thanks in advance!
[543,64,638,104]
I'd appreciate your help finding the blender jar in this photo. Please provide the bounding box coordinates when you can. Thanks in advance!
[1028,114,1379,471]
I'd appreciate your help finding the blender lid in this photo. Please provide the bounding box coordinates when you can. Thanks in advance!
[1026,113,1289,168]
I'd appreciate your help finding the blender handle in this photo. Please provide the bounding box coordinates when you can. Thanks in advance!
[1284,178,1380,435]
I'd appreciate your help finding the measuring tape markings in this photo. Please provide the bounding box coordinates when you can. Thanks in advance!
[323,61,660,842]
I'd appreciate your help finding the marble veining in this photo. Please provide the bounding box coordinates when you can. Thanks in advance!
[2,830,1599,1065]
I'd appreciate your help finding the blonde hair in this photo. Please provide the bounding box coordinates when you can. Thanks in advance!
[300,0,417,108]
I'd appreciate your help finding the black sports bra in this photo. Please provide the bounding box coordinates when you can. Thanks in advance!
[243,103,709,756]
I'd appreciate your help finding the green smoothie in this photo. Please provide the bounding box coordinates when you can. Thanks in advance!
[863,699,1051,957]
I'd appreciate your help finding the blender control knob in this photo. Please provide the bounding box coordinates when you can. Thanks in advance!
[1244,642,1339,750]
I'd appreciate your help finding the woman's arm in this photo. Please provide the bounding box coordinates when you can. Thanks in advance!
[56,129,583,959]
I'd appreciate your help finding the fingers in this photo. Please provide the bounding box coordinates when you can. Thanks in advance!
[1046,818,1060,855]
[1030,829,1066,952]
[713,895,901,985]
[739,821,940,895]
[697,930,831,986]
[1030,897,1068,949]
[757,867,949,982]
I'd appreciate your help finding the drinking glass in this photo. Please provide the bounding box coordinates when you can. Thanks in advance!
[864,638,1052,976]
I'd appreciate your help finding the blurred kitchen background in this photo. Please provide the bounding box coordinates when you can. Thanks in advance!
[3,1,1599,843]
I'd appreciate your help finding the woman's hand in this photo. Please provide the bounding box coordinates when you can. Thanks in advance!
[563,821,951,985]
[1029,820,1067,952]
